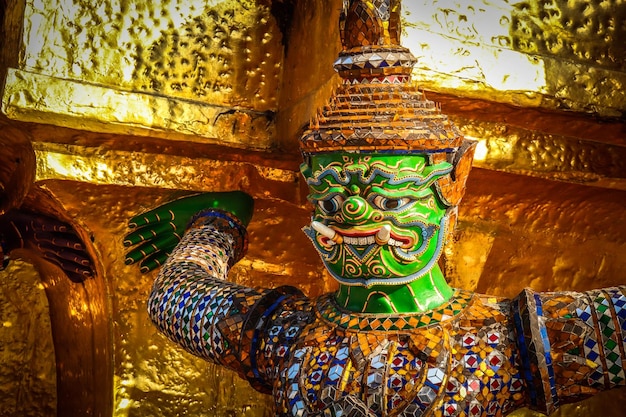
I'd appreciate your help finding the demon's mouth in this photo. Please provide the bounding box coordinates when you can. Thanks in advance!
[312,221,413,248]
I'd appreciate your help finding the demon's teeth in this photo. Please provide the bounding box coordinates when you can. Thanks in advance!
[342,235,376,245]
[312,222,406,247]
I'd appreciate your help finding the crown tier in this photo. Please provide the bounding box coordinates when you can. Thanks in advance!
[300,80,463,154]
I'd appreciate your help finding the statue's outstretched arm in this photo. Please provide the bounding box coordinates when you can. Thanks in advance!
[125,192,311,392]
[512,286,626,414]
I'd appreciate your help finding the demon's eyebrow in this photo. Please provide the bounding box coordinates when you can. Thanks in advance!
[306,161,453,189]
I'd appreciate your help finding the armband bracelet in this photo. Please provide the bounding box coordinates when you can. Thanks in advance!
[187,209,249,267]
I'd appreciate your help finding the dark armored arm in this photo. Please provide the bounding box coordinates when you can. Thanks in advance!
[512,286,626,414]
[141,205,313,393]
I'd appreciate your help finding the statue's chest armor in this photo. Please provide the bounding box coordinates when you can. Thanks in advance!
[273,294,525,416]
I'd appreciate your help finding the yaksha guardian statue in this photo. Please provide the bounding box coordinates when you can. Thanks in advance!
[125,1,626,416]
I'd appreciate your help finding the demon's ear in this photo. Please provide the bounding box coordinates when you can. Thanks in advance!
[300,161,313,180]
[443,206,458,247]
[435,140,477,207]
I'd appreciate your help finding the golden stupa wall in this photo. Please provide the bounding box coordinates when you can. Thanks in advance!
[403,0,626,117]
[0,1,624,417]
[3,0,289,148]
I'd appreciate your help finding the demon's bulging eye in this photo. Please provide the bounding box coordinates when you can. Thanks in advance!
[371,196,413,211]
[317,195,345,214]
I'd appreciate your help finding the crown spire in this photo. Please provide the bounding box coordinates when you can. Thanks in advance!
[334,0,415,81]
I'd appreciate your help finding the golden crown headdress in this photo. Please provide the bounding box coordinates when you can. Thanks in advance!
[300,0,476,208]
[300,0,466,155]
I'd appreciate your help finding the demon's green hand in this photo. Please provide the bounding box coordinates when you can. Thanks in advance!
[124,191,254,273]
[0,209,95,283]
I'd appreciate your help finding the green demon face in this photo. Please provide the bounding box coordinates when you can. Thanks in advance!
[302,152,453,287]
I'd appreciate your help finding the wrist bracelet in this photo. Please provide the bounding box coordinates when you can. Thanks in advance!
[187,209,248,267]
